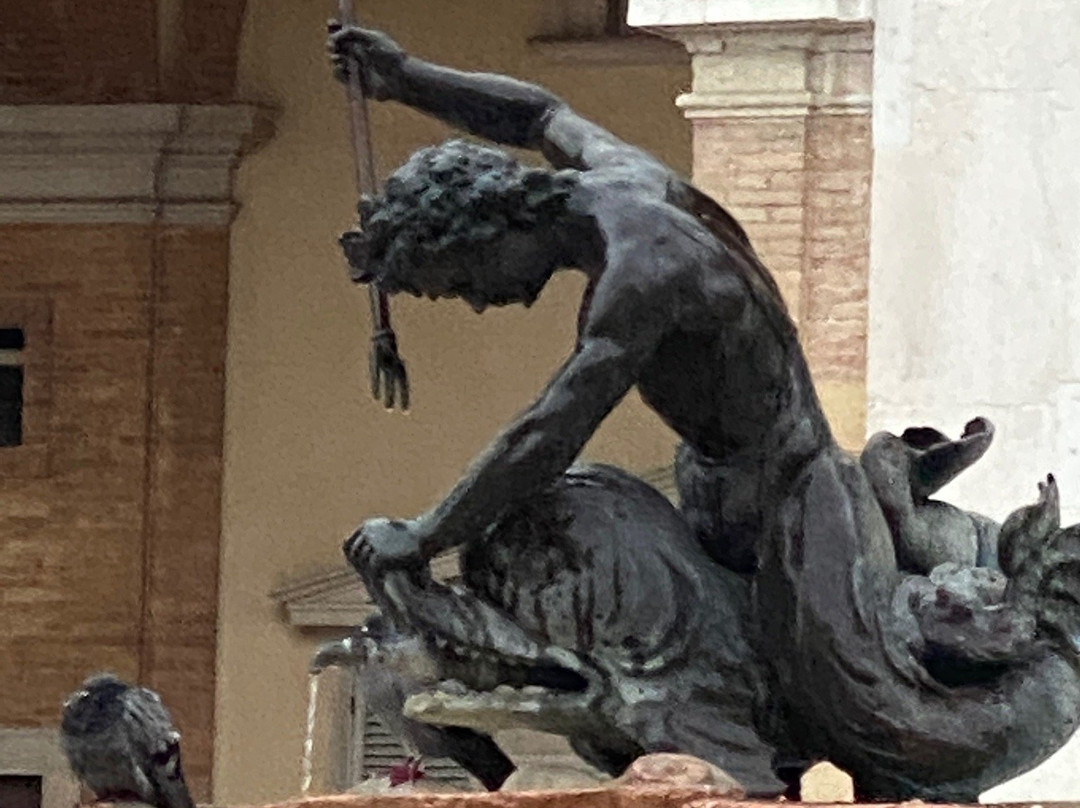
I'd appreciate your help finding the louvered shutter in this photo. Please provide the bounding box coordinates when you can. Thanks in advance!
[350,681,474,789]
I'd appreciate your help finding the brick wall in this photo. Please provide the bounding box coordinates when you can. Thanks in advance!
[0,3,159,103]
[802,114,872,401]
[0,0,251,797]
[692,118,809,323]
[0,223,228,800]
[0,0,247,104]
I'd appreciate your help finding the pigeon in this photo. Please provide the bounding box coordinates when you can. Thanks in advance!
[312,613,515,791]
[60,673,195,808]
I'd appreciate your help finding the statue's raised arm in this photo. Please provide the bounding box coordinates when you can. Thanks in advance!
[327,23,670,180]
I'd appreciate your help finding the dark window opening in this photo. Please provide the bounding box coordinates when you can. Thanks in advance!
[0,327,26,349]
[0,774,42,808]
[0,326,25,447]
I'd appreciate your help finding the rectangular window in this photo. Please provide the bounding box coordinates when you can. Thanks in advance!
[0,775,42,808]
[0,327,25,447]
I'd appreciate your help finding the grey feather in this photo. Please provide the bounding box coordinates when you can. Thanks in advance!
[61,673,195,808]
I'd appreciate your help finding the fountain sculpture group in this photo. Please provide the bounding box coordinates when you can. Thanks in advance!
[313,21,1080,804]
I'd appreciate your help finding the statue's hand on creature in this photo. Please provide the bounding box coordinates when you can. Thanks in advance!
[345,516,426,585]
[327,22,405,101]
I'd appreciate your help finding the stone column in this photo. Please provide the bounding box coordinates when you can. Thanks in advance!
[628,0,873,450]
[0,103,264,801]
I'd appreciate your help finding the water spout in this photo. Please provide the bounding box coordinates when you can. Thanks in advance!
[301,672,319,796]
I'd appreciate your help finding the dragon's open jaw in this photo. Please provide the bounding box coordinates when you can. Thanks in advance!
[409,634,606,735]
[404,680,598,734]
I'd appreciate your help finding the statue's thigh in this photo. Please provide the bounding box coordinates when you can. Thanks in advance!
[461,463,723,659]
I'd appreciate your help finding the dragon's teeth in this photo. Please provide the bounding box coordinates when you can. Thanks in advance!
[437,679,469,695]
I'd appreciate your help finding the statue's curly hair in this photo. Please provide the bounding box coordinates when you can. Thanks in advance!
[341,139,575,288]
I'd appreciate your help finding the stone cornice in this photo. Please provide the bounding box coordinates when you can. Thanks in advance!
[627,0,873,121]
[0,103,270,226]
[628,0,874,29]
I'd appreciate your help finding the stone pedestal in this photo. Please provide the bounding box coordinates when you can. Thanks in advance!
[87,795,1062,808]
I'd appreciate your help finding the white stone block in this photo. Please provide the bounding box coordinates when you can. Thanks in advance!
[627,0,707,27]
[628,0,872,28]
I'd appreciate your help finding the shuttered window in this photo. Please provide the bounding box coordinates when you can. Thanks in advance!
[349,676,473,790]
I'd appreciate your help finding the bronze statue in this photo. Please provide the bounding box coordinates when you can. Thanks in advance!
[324,23,1080,800]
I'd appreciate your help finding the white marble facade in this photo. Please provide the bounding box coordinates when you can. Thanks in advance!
[631,0,1080,800]
[869,1,1080,800]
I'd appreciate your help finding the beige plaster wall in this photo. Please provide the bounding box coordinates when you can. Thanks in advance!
[217,2,690,803]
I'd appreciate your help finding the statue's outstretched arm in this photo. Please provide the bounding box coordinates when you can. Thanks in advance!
[328,24,670,180]
[393,271,667,561]
[415,331,645,560]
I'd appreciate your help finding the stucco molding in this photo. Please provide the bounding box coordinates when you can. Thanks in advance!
[0,104,270,226]
[0,727,80,808]
[677,91,872,118]
[627,0,872,120]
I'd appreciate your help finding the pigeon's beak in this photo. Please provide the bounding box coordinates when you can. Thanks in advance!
[310,636,369,674]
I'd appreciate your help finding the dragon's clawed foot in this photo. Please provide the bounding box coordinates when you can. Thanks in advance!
[996,476,1080,657]
[1000,475,1061,582]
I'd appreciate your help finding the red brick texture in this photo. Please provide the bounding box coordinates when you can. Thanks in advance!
[802,114,872,383]
[692,118,808,321]
[0,0,248,103]
[0,2,159,103]
[0,223,228,801]
[163,0,251,102]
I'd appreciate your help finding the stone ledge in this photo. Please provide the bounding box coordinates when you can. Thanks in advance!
[90,790,745,808]
[0,727,80,808]
[628,0,873,29]
[87,796,1080,808]
[0,103,272,225]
